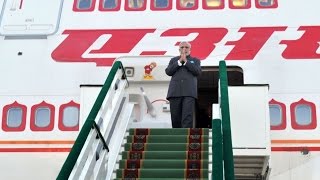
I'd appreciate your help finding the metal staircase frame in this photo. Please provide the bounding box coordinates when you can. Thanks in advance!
[57,61,134,180]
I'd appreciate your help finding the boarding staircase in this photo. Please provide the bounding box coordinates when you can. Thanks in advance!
[115,128,209,179]
[56,57,271,180]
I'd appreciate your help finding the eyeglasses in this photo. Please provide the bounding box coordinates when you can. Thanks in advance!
[180,46,190,49]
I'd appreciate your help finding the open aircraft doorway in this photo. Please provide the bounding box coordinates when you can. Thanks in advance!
[196,66,243,128]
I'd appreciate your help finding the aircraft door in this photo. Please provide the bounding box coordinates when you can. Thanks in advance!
[196,66,243,128]
[0,0,63,36]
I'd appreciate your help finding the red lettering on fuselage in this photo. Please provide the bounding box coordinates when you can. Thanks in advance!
[281,26,320,59]
[51,26,320,66]
[161,28,228,60]
[51,29,155,66]
[225,27,287,60]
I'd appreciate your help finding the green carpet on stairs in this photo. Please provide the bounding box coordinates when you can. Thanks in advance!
[124,143,209,151]
[116,128,209,179]
[126,135,209,143]
[122,151,208,160]
[119,159,209,169]
[114,179,202,180]
[114,179,194,180]
[129,128,209,136]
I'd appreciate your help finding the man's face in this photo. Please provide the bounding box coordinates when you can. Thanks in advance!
[179,43,191,55]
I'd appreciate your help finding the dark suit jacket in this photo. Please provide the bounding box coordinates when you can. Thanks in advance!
[166,55,201,99]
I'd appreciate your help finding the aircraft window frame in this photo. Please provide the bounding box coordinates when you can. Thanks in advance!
[35,108,51,128]
[2,102,27,132]
[73,0,96,12]
[30,101,55,131]
[59,101,80,131]
[99,0,121,11]
[7,108,23,128]
[203,0,224,9]
[255,0,278,8]
[177,0,199,10]
[150,0,173,11]
[229,0,251,9]
[125,0,147,11]
[290,99,316,130]
[269,99,286,130]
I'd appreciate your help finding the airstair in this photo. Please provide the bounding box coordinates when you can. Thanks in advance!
[115,128,209,179]
[56,57,271,180]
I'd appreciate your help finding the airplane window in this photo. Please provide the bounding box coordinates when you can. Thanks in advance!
[128,0,144,9]
[206,0,221,7]
[35,108,51,128]
[78,0,93,9]
[269,105,282,126]
[62,107,79,128]
[258,0,273,6]
[155,0,169,8]
[232,0,247,7]
[103,0,118,9]
[180,0,195,8]
[295,105,312,126]
[7,108,23,128]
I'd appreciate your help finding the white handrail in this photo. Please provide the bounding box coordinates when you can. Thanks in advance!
[69,69,133,180]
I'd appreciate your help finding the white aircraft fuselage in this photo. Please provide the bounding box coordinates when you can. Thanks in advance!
[0,0,320,179]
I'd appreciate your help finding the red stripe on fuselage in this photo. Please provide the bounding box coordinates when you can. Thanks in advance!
[0,148,71,152]
[0,140,74,144]
[271,147,320,152]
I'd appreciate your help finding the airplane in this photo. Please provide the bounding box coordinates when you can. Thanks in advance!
[0,0,320,179]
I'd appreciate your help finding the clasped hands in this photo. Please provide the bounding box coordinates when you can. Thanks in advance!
[180,53,187,64]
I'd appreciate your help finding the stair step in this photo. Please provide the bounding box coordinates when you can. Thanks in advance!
[114,178,208,180]
[124,143,209,151]
[119,159,209,169]
[126,135,209,143]
[116,169,209,178]
[129,128,209,135]
[121,151,209,160]
[116,128,210,179]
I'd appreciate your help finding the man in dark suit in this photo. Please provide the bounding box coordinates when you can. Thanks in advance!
[165,41,202,128]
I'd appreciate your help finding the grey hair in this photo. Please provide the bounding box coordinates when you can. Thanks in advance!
[179,41,191,48]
